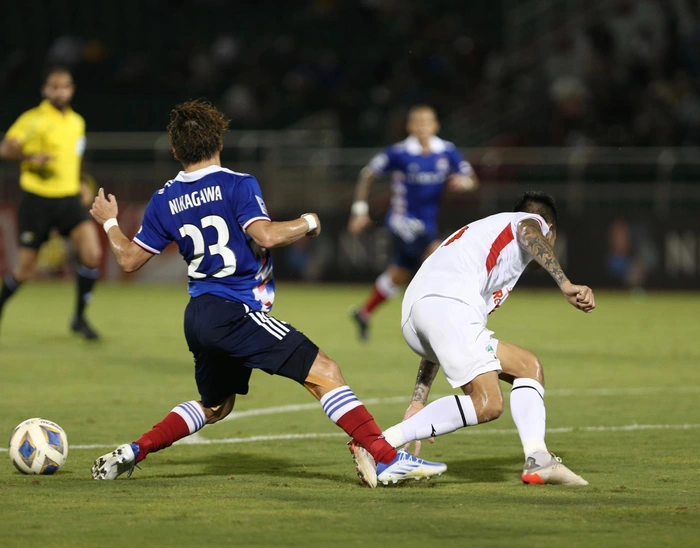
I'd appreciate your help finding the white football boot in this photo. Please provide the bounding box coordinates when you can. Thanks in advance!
[348,440,378,488]
[377,449,447,485]
[92,443,140,480]
[521,451,588,486]
[349,441,447,487]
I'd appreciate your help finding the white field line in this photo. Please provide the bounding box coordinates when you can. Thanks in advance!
[3,386,698,453]
[2,423,699,453]
[218,385,700,423]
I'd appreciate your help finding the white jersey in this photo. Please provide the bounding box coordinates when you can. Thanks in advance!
[402,212,549,323]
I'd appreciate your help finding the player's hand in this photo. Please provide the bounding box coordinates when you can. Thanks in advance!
[90,188,119,225]
[29,153,54,167]
[561,280,596,313]
[348,213,372,235]
[446,174,477,193]
[303,213,321,238]
[402,401,434,457]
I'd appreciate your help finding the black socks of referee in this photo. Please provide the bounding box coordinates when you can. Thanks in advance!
[0,274,22,316]
[76,264,99,320]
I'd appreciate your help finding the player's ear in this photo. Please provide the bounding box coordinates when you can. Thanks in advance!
[171,148,179,161]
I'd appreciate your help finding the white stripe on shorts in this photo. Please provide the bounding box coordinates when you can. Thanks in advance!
[259,313,287,337]
[267,316,290,334]
[250,312,284,340]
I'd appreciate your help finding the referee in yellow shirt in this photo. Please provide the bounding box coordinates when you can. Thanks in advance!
[0,66,102,340]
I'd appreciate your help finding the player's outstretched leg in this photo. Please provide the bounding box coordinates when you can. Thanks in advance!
[305,350,447,487]
[367,371,505,485]
[351,268,403,342]
[497,342,588,486]
[92,397,232,480]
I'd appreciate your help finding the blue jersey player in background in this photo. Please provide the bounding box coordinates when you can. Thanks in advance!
[88,100,446,487]
[349,105,479,341]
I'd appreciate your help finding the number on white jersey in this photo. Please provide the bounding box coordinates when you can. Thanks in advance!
[178,215,237,279]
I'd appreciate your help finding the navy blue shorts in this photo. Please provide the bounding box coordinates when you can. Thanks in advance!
[391,232,440,271]
[184,294,319,408]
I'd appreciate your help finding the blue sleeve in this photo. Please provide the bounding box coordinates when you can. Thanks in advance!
[235,176,271,229]
[446,147,474,176]
[133,194,172,254]
[365,146,399,176]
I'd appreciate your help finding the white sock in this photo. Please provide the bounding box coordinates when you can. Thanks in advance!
[510,378,548,459]
[383,395,478,448]
[376,271,399,299]
[172,401,207,434]
[320,386,361,423]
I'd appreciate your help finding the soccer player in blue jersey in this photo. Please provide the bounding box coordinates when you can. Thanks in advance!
[349,106,479,341]
[88,100,445,487]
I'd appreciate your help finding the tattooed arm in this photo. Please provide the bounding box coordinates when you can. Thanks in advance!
[516,219,568,286]
[411,359,440,405]
[517,219,596,312]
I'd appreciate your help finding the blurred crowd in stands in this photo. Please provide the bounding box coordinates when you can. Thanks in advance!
[1,0,698,146]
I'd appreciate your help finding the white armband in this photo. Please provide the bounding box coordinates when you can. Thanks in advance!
[351,201,369,216]
[103,218,119,233]
[302,214,318,233]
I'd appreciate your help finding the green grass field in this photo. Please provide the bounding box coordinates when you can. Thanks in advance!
[1,282,699,547]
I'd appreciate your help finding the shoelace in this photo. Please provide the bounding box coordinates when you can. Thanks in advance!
[396,450,426,465]
[126,463,141,478]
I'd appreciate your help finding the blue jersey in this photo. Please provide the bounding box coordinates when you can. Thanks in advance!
[366,135,473,241]
[133,165,275,311]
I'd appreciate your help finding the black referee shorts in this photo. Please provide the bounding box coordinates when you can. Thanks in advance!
[183,294,319,408]
[17,191,88,250]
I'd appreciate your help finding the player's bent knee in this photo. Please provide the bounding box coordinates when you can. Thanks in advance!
[520,351,545,386]
[499,344,545,387]
[475,386,504,422]
[465,373,504,423]
[304,350,346,397]
[203,395,236,424]
[87,249,103,268]
[483,396,504,422]
[80,246,103,269]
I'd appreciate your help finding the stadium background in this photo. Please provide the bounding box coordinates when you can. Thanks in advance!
[1,0,699,290]
[2,2,700,546]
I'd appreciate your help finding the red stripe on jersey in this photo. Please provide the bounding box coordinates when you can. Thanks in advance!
[486,225,515,274]
[444,225,468,247]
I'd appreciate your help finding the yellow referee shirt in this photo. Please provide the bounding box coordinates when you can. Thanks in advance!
[5,100,85,198]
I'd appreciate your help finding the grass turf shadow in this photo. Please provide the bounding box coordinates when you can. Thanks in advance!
[137,450,524,486]
[146,451,359,485]
[443,455,523,484]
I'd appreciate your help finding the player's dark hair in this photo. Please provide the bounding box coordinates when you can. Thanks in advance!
[168,100,229,166]
[43,65,73,84]
[513,191,559,230]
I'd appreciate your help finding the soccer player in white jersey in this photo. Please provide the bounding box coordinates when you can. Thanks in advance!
[350,191,595,486]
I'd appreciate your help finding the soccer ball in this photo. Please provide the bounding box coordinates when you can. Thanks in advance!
[8,418,68,475]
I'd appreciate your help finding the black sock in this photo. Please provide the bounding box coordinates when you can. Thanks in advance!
[0,274,22,314]
[76,264,99,320]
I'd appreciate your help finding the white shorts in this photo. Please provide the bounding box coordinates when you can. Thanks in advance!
[402,296,501,389]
